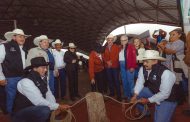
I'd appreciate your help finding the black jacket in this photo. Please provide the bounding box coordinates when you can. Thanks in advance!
[2,40,27,77]
[64,50,78,71]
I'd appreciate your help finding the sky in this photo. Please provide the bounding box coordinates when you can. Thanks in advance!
[103,23,180,45]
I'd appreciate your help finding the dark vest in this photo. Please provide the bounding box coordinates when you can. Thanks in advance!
[143,64,177,102]
[13,71,48,112]
[2,41,26,77]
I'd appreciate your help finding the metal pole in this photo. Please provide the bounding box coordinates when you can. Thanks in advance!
[13,20,17,29]
[0,19,17,29]
[124,25,126,34]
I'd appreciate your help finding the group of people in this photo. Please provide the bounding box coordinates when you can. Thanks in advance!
[0,27,188,122]
[0,28,82,121]
[88,28,188,122]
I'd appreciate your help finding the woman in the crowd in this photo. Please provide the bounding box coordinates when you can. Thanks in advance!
[133,38,145,80]
[119,35,137,101]
[64,43,80,101]
[158,28,187,82]
[89,42,107,94]
[26,35,56,94]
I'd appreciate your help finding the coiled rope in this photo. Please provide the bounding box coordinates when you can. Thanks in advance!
[51,93,148,122]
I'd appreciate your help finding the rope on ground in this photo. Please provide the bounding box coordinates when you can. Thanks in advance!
[103,95,148,121]
[51,92,149,122]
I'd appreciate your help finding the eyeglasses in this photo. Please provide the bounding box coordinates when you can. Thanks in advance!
[121,39,128,41]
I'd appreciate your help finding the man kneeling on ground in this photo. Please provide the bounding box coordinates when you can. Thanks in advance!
[12,57,70,122]
[131,50,178,122]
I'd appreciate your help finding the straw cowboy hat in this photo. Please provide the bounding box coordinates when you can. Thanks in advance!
[25,57,49,70]
[137,50,166,61]
[106,34,117,42]
[68,43,77,48]
[33,35,52,46]
[4,29,31,41]
[52,39,63,48]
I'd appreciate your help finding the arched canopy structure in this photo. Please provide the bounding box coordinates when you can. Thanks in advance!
[0,0,182,52]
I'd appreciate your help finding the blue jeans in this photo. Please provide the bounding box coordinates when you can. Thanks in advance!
[137,87,177,122]
[49,70,55,95]
[6,77,22,113]
[55,68,66,98]
[106,68,121,98]
[12,106,51,122]
[120,61,134,99]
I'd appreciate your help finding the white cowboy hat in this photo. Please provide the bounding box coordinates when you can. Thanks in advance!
[33,35,52,46]
[137,50,166,61]
[4,29,31,41]
[106,34,117,42]
[68,43,77,48]
[52,39,63,48]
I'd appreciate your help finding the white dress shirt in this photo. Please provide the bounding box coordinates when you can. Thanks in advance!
[52,49,66,69]
[119,48,125,61]
[0,44,26,80]
[134,66,176,104]
[17,78,59,110]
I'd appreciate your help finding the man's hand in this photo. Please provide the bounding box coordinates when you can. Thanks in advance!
[139,98,149,104]
[130,94,138,103]
[55,104,70,116]
[157,43,165,50]
[0,80,7,86]
[107,61,112,67]
[58,104,71,111]
[54,70,59,77]
[72,59,77,63]
[91,79,95,84]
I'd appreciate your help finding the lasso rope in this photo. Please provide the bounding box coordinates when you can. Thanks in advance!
[103,95,148,121]
[51,93,148,122]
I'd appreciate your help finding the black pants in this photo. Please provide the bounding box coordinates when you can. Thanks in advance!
[66,69,79,98]
[91,70,107,94]
[0,86,7,114]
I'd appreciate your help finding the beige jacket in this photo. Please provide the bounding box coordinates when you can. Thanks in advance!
[26,47,49,67]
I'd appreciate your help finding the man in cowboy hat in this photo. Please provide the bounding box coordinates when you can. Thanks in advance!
[26,35,51,67]
[26,35,56,95]
[12,57,70,122]
[0,28,31,113]
[64,42,81,101]
[131,50,178,122]
[52,39,67,99]
[103,34,121,101]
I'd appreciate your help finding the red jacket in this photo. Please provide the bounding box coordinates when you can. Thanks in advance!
[103,44,120,68]
[122,44,137,69]
[88,51,104,80]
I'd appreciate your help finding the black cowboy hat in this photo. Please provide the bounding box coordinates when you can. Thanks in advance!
[25,57,49,70]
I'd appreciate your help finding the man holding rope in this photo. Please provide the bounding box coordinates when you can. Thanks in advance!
[131,50,178,122]
[12,57,70,122]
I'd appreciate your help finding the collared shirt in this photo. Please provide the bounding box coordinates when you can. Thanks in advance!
[134,66,176,104]
[119,48,125,61]
[163,40,184,70]
[52,49,66,69]
[0,44,25,80]
[17,78,59,110]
